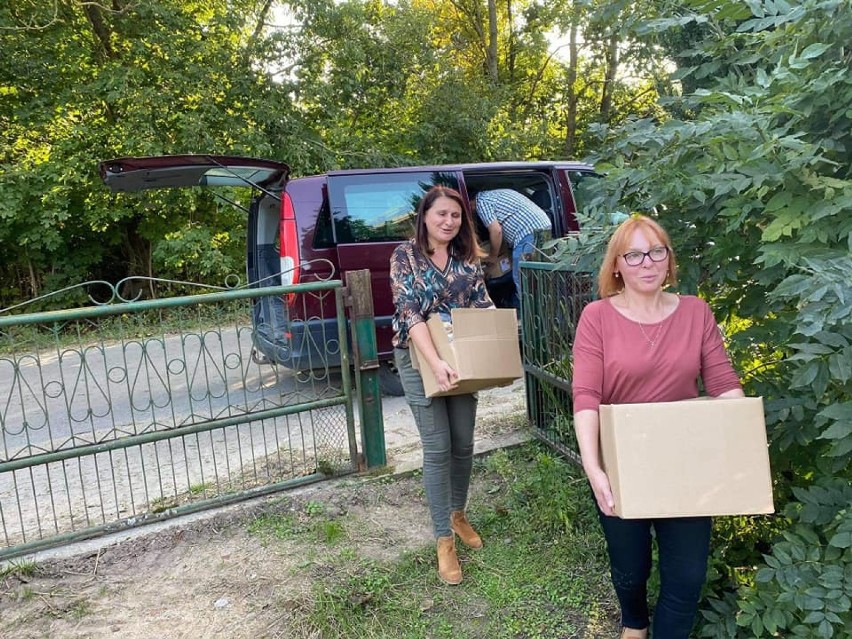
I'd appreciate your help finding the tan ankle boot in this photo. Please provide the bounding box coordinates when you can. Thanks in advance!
[450,511,483,549]
[620,627,648,639]
[436,535,462,585]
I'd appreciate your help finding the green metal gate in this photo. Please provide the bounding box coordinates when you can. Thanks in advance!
[520,261,595,463]
[0,280,360,560]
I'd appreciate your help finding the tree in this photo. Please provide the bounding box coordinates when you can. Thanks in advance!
[0,0,292,303]
[1,0,674,307]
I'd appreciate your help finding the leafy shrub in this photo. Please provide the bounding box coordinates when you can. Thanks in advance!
[568,1,851,636]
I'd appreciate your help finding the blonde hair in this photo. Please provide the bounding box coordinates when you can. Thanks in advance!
[598,215,678,298]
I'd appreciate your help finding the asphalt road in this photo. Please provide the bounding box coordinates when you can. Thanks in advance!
[0,324,358,550]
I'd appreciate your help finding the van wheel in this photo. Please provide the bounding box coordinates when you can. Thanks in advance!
[251,347,271,366]
[379,361,404,397]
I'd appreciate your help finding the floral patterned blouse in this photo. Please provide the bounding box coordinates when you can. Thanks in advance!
[390,240,494,348]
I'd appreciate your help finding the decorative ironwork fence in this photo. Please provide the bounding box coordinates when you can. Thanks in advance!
[520,262,595,463]
[0,279,357,560]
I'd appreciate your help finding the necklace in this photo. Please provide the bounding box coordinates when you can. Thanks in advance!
[637,320,663,348]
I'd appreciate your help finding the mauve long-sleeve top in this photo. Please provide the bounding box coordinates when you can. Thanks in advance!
[571,295,742,413]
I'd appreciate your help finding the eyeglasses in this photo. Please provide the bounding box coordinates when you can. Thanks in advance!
[620,246,670,267]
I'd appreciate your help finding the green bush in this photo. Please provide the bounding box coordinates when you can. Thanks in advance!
[571,1,851,636]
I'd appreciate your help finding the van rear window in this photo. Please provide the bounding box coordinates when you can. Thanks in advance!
[328,172,458,244]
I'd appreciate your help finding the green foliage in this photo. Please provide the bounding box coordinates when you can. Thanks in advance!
[576,0,852,636]
[0,0,282,304]
[1,0,669,309]
[152,222,244,284]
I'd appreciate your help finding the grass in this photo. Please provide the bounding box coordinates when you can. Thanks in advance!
[248,500,348,546]
[68,599,93,620]
[189,482,214,495]
[300,442,618,638]
[0,559,38,579]
[148,496,179,514]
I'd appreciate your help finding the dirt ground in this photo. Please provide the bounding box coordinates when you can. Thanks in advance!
[0,469,439,638]
[0,385,538,639]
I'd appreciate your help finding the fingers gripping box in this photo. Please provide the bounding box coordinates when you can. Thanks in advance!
[599,397,774,518]
[410,308,523,398]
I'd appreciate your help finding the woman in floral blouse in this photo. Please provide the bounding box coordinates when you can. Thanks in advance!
[390,185,494,585]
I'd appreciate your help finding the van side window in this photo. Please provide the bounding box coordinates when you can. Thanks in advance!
[566,170,602,214]
[328,172,459,244]
[313,200,335,249]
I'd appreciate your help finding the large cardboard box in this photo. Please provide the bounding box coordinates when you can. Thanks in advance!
[410,308,522,398]
[599,397,774,518]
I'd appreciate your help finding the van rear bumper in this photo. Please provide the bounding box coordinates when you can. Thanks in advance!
[253,317,343,370]
[252,316,394,371]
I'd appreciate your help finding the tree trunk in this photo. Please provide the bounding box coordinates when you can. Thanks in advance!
[506,0,515,84]
[27,256,40,299]
[121,218,153,298]
[80,0,115,60]
[600,32,619,122]
[244,0,275,64]
[564,20,580,157]
[486,0,498,83]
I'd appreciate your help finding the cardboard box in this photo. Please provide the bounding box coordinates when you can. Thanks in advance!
[599,397,774,518]
[410,308,523,397]
[480,240,513,281]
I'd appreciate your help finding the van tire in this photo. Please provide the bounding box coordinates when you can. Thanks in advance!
[379,361,405,397]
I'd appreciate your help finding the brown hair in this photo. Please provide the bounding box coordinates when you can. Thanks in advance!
[598,215,679,297]
[414,186,484,262]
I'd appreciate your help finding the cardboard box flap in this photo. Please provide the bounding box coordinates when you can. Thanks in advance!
[450,308,518,339]
[425,314,455,363]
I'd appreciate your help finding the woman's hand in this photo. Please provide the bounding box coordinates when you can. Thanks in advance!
[585,466,616,517]
[430,359,459,392]
[573,409,615,516]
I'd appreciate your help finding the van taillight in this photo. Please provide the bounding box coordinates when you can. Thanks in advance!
[279,192,300,302]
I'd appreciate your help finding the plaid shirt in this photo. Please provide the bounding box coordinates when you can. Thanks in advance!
[475,189,551,247]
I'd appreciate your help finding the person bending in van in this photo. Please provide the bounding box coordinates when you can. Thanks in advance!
[571,215,745,639]
[390,185,494,585]
[472,188,551,309]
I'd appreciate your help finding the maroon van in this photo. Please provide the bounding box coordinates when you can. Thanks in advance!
[100,156,598,394]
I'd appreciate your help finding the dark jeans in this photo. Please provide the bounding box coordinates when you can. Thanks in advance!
[509,233,536,310]
[395,348,477,538]
[597,509,712,638]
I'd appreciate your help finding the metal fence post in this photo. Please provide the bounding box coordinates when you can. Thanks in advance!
[345,270,386,468]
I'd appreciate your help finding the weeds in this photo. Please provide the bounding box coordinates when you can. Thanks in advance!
[0,560,37,579]
[189,482,213,495]
[148,497,179,514]
[321,520,346,544]
[248,500,347,546]
[68,599,92,619]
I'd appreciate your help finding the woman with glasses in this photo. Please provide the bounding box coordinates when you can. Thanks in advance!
[571,215,744,639]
